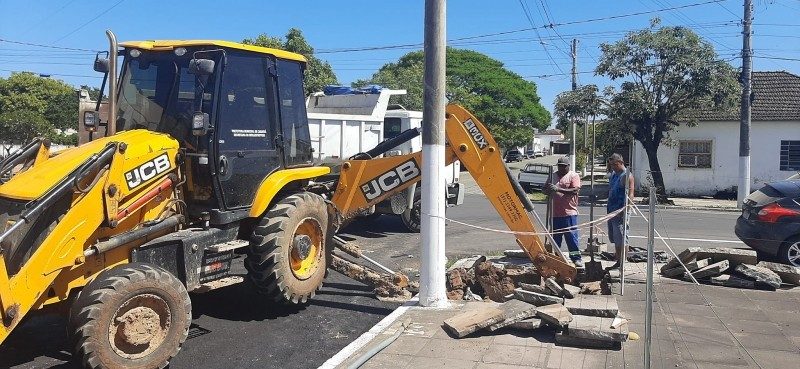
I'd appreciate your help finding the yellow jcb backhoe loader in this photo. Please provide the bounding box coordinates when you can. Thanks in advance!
[0,31,574,369]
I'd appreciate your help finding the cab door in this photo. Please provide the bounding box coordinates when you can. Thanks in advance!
[214,52,281,209]
[275,59,313,167]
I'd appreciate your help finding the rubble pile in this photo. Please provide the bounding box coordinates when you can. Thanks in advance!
[443,254,629,349]
[660,247,800,290]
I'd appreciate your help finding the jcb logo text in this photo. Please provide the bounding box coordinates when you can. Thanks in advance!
[361,160,420,201]
[125,154,172,190]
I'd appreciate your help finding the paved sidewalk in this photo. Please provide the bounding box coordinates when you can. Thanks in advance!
[329,263,800,369]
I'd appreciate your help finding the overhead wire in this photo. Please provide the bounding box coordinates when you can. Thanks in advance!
[51,0,127,44]
[517,0,565,74]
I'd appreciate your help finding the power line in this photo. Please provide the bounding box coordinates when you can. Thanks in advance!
[0,38,100,52]
[18,0,80,37]
[0,68,103,79]
[51,0,127,44]
[517,0,564,73]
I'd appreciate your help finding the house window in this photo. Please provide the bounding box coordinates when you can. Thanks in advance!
[678,140,712,168]
[780,140,800,171]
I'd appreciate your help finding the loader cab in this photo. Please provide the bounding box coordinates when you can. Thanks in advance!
[112,41,313,220]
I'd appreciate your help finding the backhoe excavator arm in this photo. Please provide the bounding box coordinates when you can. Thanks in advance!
[331,104,577,283]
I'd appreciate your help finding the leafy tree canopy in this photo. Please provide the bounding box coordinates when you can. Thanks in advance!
[592,20,738,200]
[243,28,338,95]
[356,48,551,148]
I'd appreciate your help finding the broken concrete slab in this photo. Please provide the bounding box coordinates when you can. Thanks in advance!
[487,300,538,332]
[685,260,729,280]
[565,315,628,342]
[544,277,566,297]
[513,288,564,306]
[503,249,527,258]
[475,261,517,302]
[661,258,711,278]
[447,255,487,272]
[563,283,581,299]
[537,303,573,328]
[579,281,602,295]
[661,247,702,272]
[518,282,549,295]
[564,295,619,318]
[611,315,628,329]
[505,267,539,286]
[555,331,616,349]
[695,247,757,267]
[734,264,782,290]
[509,317,543,330]
[443,306,505,338]
[757,261,800,286]
[446,268,468,300]
[710,274,756,289]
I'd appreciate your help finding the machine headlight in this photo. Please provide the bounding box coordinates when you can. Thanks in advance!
[128,49,141,58]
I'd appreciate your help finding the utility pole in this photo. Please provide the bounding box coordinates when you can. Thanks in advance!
[738,0,753,208]
[419,0,448,307]
[570,38,578,170]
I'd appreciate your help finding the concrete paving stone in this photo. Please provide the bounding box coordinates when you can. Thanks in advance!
[661,258,711,278]
[582,350,610,368]
[562,284,581,299]
[626,323,676,342]
[480,344,528,365]
[734,264,782,290]
[661,247,701,272]
[565,315,628,342]
[752,298,800,313]
[657,291,709,305]
[416,337,490,362]
[788,335,800,350]
[380,335,430,356]
[723,318,784,335]
[448,255,487,271]
[509,317,543,331]
[750,348,800,368]
[491,332,538,347]
[686,260,729,280]
[732,331,800,352]
[513,289,564,306]
[406,355,478,369]
[669,313,727,330]
[545,346,587,369]
[555,331,616,349]
[709,274,758,289]
[661,302,718,318]
[704,294,757,309]
[474,363,532,369]
[359,353,412,369]
[518,282,549,295]
[683,342,751,366]
[757,261,800,285]
[488,299,538,332]
[742,288,800,302]
[544,277,566,297]
[762,309,800,324]
[674,325,739,347]
[537,303,573,328]
[563,294,619,318]
[443,306,505,338]
[695,247,758,267]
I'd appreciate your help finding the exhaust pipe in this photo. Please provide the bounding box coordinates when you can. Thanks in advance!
[105,30,118,136]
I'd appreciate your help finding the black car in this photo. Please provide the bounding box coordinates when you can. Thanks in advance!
[504,150,523,163]
[735,180,800,266]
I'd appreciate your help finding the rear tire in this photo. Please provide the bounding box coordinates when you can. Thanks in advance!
[245,192,329,304]
[68,263,191,369]
[400,193,422,233]
[778,236,800,267]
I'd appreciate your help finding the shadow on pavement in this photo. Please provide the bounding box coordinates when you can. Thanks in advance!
[0,313,77,369]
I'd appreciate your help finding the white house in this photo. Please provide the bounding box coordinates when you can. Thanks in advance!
[631,71,800,197]
[536,129,563,155]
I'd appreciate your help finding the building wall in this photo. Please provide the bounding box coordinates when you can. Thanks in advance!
[537,134,562,153]
[631,120,800,196]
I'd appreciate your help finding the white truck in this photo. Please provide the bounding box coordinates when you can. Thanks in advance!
[517,163,553,192]
[306,88,464,231]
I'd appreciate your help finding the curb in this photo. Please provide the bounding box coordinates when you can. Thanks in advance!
[319,296,419,369]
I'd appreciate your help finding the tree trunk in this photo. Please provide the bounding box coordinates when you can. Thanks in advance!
[643,144,672,204]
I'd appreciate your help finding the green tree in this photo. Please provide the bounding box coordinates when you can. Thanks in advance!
[0,72,78,150]
[356,48,551,148]
[596,20,739,201]
[243,28,338,95]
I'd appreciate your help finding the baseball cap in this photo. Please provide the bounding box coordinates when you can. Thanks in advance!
[557,156,570,166]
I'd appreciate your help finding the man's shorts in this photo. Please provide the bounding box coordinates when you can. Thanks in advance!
[607,214,626,249]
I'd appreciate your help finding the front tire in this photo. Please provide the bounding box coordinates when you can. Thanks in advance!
[245,192,329,304]
[69,263,191,369]
[401,193,422,233]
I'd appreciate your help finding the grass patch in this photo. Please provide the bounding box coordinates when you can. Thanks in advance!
[528,191,547,202]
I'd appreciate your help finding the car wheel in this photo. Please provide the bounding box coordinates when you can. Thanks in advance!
[778,237,800,267]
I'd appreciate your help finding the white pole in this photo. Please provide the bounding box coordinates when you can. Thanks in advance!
[644,187,656,369]
[419,0,448,307]
[737,0,753,208]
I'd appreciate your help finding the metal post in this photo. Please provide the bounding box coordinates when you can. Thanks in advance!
[620,167,629,295]
[105,30,118,137]
[588,118,596,256]
[419,0,448,307]
[737,0,753,208]
[644,187,656,369]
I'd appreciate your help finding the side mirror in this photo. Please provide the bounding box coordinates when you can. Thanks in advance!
[93,56,109,73]
[188,58,215,75]
[84,111,99,132]
[192,112,210,136]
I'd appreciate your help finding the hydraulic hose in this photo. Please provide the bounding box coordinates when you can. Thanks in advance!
[352,127,421,160]
[0,138,46,183]
[84,215,183,257]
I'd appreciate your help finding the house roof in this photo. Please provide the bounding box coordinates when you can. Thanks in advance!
[690,71,800,121]
[540,129,562,135]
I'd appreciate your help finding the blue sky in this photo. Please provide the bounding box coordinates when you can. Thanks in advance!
[1,0,799,125]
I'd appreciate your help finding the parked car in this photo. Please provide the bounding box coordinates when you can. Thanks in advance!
[534,149,544,157]
[518,163,552,192]
[526,150,536,159]
[504,150,523,163]
[735,179,800,266]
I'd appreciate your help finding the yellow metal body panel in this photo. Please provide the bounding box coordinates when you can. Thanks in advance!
[248,167,331,218]
[331,104,577,283]
[120,40,307,63]
[0,130,177,201]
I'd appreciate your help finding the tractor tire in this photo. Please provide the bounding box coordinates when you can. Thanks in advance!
[400,192,422,233]
[245,192,330,304]
[68,263,191,369]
